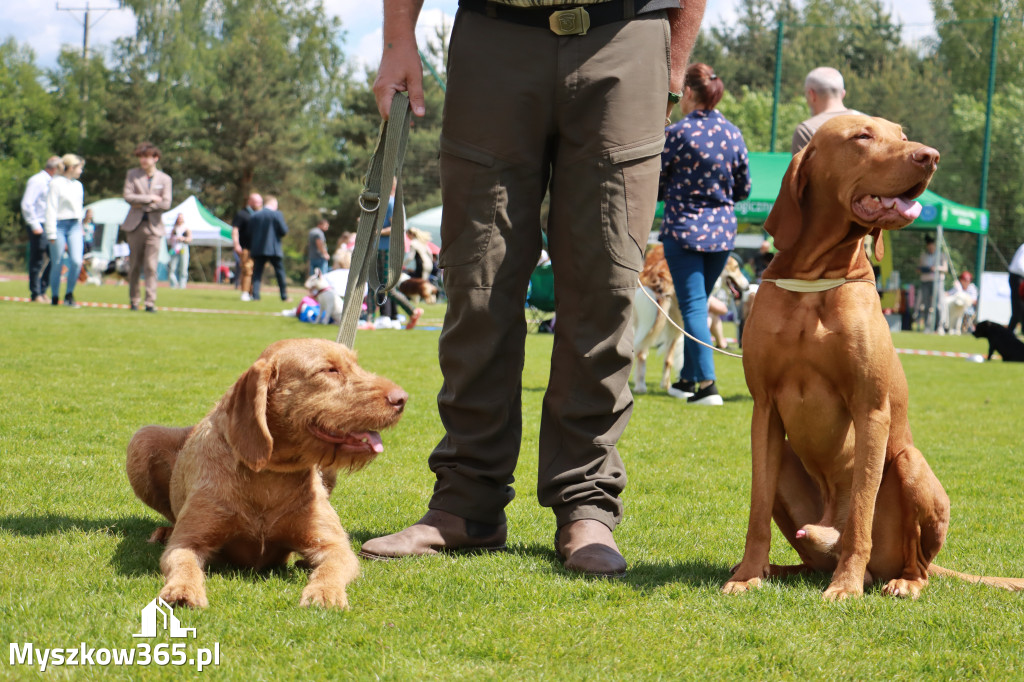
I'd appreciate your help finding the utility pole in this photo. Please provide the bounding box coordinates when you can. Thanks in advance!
[56,1,122,142]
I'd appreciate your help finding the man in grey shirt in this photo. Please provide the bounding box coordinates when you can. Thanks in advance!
[791,67,859,155]
[308,218,330,276]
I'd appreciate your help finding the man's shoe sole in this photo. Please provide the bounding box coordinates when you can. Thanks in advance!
[358,543,508,561]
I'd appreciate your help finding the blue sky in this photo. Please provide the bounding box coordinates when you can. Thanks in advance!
[2,0,936,72]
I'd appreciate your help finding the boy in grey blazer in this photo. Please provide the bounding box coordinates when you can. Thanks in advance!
[122,142,172,312]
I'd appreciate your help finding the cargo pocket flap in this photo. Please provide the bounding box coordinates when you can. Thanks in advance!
[440,136,496,168]
[607,135,667,165]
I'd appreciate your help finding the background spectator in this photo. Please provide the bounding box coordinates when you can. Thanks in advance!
[21,156,61,303]
[659,63,751,406]
[44,153,86,308]
[167,213,192,289]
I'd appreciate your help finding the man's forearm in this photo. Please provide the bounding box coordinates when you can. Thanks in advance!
[667,0,707,92]
[375,0,428,117]
[383,0,424,46]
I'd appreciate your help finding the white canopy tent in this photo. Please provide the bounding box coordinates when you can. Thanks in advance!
[84,196,233,281]
[406,205,443,246]
[161,196,233,247]
[160,196,233,282]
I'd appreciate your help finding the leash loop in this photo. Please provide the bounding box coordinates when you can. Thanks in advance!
[358,192,382,213]
[337,92,413,348]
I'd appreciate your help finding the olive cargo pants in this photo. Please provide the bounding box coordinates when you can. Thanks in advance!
[428,8,669,531]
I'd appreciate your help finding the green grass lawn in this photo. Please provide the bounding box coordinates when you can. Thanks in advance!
[1,275,1023,680]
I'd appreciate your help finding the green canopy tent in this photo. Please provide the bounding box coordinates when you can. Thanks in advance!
[656,152,989,274]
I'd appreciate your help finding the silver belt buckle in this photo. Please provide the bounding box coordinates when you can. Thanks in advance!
[549,7,590,35]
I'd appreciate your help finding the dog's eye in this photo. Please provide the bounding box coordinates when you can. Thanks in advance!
[853,133,872,141]
[323,367,340,375]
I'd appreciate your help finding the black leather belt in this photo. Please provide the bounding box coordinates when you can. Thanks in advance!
[459,0,649,35]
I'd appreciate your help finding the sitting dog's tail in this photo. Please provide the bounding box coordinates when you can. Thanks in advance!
[928,564,1024,591]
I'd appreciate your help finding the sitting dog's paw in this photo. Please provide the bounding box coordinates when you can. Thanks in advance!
[300,582,349,609]
[822,580,864,602]
[882,578,925,599]
[160,582,209,609]
[148,526,174,544]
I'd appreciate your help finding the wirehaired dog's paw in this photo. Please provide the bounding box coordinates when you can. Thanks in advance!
[300,582,349,609]
[160,582,209,609]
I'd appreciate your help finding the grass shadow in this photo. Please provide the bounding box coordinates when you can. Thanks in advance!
[0,513,166,577]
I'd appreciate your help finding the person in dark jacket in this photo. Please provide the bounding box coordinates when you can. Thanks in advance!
[248,195,290,301]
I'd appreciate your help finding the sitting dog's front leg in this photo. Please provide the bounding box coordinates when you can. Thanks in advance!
[297,504,359,609]
[824,406,890,601]
[724,403,786,594]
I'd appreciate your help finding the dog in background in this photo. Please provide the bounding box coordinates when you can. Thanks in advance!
[973,320,1024,361]
[398,274,438,304]
[81,252,130,286]
[304,268,344,325]
[631,244,684,394]
[126,338,407,609]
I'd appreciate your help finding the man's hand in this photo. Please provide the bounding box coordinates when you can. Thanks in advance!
[373,38,425,120]
[373,0,426,120]
[31,226,43,235]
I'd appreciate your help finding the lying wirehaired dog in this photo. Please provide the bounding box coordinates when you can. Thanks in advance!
[973,320,1024,361]
[126,339,407,609]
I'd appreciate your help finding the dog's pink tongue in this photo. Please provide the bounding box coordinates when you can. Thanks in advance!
[353,431,384,453]
[891,196,922,220]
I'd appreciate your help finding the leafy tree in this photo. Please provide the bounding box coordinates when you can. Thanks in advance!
[933,0,1024,97]
[0,40,58,265]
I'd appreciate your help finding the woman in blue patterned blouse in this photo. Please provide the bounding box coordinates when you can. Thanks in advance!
[659,63,751,406]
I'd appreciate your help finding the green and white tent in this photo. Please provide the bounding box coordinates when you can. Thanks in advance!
[658,152,989,236]
[161,196,233,246]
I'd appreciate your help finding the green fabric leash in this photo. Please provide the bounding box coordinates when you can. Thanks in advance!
[337,92,413,348]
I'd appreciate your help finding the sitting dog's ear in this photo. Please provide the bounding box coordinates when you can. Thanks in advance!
[869,228,885,261]
[764,146,813,252]
[225,358,275,471]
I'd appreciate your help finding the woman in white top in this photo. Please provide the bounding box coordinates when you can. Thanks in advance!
[167,213,192,289]
[44,153,86,307]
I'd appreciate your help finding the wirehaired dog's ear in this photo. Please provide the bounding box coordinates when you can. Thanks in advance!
[225,358,276,471]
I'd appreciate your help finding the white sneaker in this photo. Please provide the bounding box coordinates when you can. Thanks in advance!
[241,292,251,301]
[687,381,724,406]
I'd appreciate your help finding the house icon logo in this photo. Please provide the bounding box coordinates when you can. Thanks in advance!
[132,598,196,639]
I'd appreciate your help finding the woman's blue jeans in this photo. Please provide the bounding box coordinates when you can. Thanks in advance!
[661,238,729,384]
[168,247,190,288]
[49,219,84,299]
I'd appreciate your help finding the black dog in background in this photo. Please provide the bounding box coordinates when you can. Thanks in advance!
[973,320,1024,362]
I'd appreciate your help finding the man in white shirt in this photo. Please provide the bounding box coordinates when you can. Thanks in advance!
[1008,242,1024,335]
[20,156,62,302]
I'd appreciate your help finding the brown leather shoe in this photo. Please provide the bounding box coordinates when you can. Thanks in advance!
[359,509,507,560]
[555,519,627,578]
